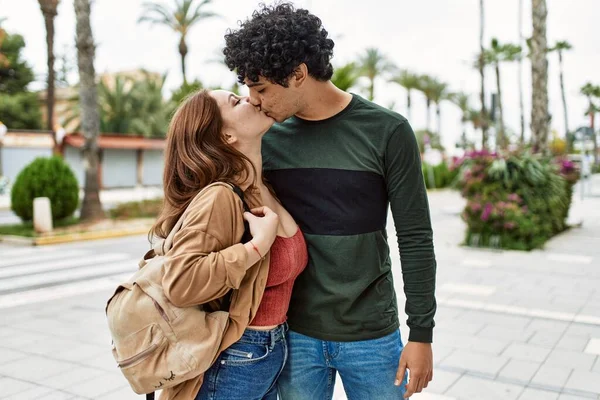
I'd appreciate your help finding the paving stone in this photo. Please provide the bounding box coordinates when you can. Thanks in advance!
[39,366,106,390]
[0,348,28,364]
[0,356,77,382]
[502,343,552,363]
[445,375,523,400]
[517,388,558,400]
[420,369,462,394]
[477,325,531,342]
[583,338,600,356]
[0,377,38,398]
[530,364,572,389]
[527,330,564,348]
[64,371,129,398]
[563,370,600,394]
[439,349,509,377]
[555,335,590,352]
[545,349,596,370]
[5,386,56,399]
[95,386,141,400]
[498,359,541,383]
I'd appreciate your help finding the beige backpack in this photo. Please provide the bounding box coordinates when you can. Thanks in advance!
[105,183,249,396]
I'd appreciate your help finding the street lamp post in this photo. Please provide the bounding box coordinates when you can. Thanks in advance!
[0,121,7,178]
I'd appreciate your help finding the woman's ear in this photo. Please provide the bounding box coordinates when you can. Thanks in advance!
[224,132,237,145]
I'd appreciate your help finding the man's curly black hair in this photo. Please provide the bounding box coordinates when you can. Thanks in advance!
[223,2,335,87]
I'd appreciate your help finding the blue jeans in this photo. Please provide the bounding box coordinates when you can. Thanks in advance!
[195,323,288,400]
[277,329,408,400]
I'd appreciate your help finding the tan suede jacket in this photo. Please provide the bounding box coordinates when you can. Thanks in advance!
[159,183,270,400]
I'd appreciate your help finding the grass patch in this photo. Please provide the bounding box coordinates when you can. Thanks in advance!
[109,199,163,219]
[0,216,80,237]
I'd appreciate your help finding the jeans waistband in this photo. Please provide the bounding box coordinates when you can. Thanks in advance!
[238,323,288,346]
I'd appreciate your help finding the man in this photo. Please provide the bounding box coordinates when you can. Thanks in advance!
[223,4,436,399]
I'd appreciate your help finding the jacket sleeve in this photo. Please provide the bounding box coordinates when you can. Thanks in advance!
[162,186,250,308]
[385,120,437,343]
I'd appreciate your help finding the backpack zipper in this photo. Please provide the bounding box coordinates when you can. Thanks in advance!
[118,343,160,368]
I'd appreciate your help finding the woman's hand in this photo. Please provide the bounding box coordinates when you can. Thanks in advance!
[243,206,279,256]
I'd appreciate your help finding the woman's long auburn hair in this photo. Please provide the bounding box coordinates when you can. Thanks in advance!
[150,89,256,240]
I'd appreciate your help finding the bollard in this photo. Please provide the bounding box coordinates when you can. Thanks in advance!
[33,197,53,233]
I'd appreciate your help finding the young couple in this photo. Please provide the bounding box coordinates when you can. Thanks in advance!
[154,3,436,400]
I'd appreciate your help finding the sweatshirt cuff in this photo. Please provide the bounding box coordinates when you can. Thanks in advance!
[223,243,249,289]
[408,327,433,343]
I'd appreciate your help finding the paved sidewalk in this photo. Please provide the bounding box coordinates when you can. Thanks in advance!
[0,177,599,399]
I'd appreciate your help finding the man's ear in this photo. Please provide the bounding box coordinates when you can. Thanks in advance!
[291,63,308,87]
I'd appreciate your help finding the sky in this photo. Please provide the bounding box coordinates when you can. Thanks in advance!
[1,0,599,151]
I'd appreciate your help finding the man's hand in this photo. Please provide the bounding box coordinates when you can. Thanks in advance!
[395,341,433,398]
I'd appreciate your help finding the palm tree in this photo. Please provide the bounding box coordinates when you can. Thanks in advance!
[418,75,436,132]
[548,41,573,138]
[518,0,525,143]
[450,92,471,147]
[389,69,420,121]
[0,18,8,68]
[581,83,599,164]
[75,0,104,221]
[531,0,550,154]
[331,62,360,92]
[429,80,450,138]
[139,0,219,84]
[38,0,59,147]
[357,48,395,101]
[484,38,522,149]
[478,0,489,148]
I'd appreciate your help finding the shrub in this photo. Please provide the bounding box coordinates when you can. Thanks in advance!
[109,199,163,219]
[422,162,459,189]
[10,156,79,222]
[455,151,576,251]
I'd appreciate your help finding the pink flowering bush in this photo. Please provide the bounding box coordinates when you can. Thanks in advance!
[455,151,577,250]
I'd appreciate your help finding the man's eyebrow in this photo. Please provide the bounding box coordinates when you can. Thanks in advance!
[246,82,263,88]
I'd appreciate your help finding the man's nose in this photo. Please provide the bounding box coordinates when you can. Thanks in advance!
[248,93,261,107]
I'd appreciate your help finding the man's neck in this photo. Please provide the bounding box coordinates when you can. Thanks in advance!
[295,81,353,121]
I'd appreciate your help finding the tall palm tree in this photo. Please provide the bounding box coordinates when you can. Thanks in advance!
[357,48,395,101]
[581,83,599,164]
[484,38,522,149]
[548,41,573,138]
[75,0,104,221]
[139,0,218,84]
[418,75,436,133]
[450,92,471,147]
[429,80,450,138]
[389,69,420,121]
[518,0,525,143]
[38,0,59,147]
[331,62,360,92]
[478,0,488,148]
[531,0,550,154]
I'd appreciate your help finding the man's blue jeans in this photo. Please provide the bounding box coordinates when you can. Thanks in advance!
[277,329,408,399]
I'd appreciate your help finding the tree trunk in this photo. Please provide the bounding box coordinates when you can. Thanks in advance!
[179,36,188,84]
[75,0,104,221]
[479,0,488,149]
[368,77,375,101]
[406,90,412,121]
[558,50,569,138]
[39,2,58,151]
[591,105,598,164]
[436,103,442,138]
[531,0,549,154]
[518,0,525,144]
[426,98,432,132]
[496,63,506,149]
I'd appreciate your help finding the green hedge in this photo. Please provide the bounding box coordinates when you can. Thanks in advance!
[10,157,79,222]
[455,151,578,251]
[422,162,460,189]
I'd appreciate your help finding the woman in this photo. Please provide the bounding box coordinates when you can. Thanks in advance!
[152,89,308,400]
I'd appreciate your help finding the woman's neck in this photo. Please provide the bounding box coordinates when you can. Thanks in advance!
[236,141,263,188]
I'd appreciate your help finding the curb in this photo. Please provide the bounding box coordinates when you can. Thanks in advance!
[0,227,150,246]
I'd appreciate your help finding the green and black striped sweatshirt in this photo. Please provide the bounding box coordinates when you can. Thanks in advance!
[262,94,437,343]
